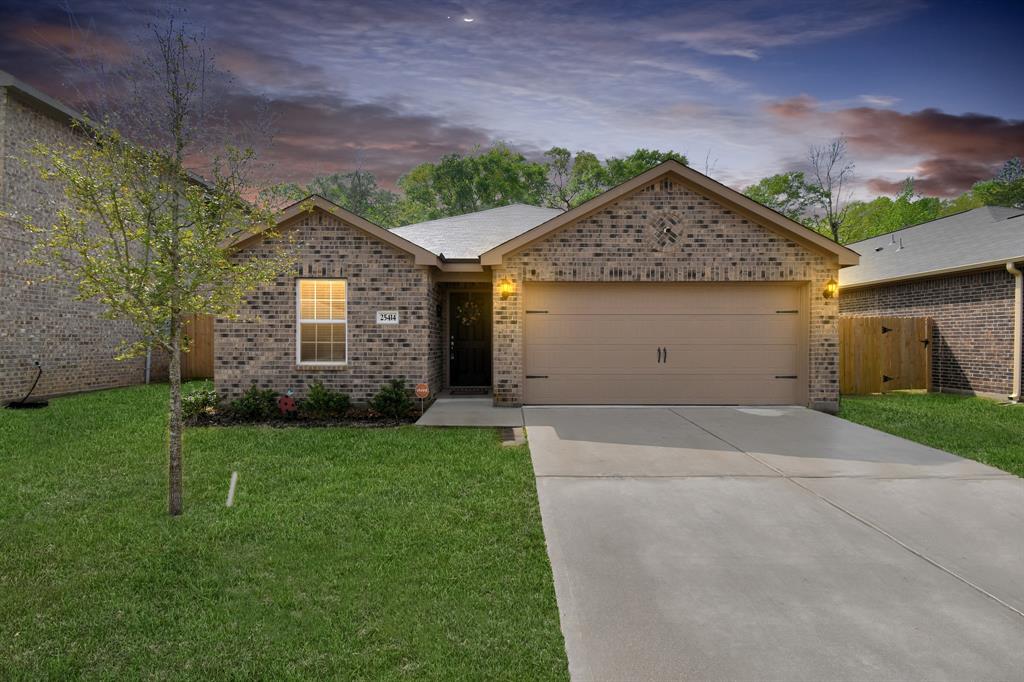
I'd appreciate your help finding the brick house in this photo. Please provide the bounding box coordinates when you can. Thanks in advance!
[0,70,167,403]
[219,161,858,412]
[839,207,1024,400]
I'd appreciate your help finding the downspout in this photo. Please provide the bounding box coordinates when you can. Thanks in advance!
[1008,261,1022,403]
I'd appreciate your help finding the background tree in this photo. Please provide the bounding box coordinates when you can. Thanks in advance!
[544,147,604,210]
[263,170,404,226]
[809,136,855,241]
[601,148,688,187]
[396,144,548,221]
[971,157,1024,209]
[839,179,944,243]
[19,14,292,515]
[742,171,822,225]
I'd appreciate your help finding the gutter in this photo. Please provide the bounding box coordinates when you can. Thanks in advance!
[1008,261,1022,403]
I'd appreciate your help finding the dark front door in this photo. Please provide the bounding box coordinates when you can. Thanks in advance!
[449,290,492,386]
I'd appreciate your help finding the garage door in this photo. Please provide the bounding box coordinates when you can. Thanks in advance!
[524,282,805,405]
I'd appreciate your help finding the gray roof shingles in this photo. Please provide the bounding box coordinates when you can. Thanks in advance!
[390,203,562,259]
[840,206,1024,287]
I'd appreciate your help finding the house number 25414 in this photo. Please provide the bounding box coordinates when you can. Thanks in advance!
[376,311,399,325]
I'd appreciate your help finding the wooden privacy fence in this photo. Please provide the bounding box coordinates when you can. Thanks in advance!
[839,316,931,395]
[181,314,214,380]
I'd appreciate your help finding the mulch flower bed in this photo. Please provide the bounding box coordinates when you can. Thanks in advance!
[187,406,422,428]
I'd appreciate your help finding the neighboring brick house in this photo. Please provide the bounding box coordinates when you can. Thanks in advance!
[0,70,167,403]
[839,207,1024,400]
[220,161,858,412]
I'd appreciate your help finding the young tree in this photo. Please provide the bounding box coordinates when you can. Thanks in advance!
[808,136,855,241]
[742,171,822,225]
[18,14,293,515]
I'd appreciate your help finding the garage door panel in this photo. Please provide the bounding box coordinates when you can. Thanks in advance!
[525,374,800,405]
[526,315,800,344]
[526,282,800,315]
[523,282,805,405]
[527,343,799,375]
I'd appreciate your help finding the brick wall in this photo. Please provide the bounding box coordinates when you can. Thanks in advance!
[0,87,167,402]
[839,268,1017,396]
[216,207,436,402]
[492,175,840,409]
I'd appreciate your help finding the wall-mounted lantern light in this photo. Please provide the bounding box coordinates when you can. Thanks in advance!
[499,277,515,300]
[823,277,839,299]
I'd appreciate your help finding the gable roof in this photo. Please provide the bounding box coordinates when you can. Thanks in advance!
[840,206,1024,288]
[479,160,859,266]
[391,204,562,259]
[226,194,441,266]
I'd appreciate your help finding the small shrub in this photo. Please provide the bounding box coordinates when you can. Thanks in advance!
[370,379,414,419]
[229,384,278,420]
[300,381,350,419]
[182,387,219,419]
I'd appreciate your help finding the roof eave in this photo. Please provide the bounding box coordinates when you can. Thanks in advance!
[840,256,1024,290]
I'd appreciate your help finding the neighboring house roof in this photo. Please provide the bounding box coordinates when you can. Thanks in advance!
[226,194,442,266]
[478,160,860,266]
[391,204,562,259]
[0,69,85,127]
[1,68,215,189]
[840,206,1024,288]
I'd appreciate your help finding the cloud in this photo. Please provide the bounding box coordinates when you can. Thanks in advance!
[764,94,818,119]
[223,93,499,185]
[653,0,923,59]
[867,158,1001,197]
[858,94,898,107]
[837,107,1024,162]
[765,95,1024,195]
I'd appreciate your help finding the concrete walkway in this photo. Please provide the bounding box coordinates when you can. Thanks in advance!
[415,397,524,427]
[526,406,1024,681]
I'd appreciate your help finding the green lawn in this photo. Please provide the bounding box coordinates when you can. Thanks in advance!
[0,384,568,680]
[840,392,1024,477]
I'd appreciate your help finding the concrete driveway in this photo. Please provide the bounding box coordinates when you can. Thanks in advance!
[525,406,1024,681]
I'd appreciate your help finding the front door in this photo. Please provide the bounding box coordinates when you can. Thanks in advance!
[449,290,492,387]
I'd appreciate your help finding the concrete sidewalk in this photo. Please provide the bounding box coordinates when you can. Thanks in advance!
[526,406,1024,681]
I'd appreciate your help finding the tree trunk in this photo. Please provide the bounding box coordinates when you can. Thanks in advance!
[168,319,184,516]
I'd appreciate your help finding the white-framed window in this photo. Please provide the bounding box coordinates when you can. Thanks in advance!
[296,279,348,365]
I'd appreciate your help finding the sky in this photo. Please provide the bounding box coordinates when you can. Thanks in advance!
[1,0,1022,198]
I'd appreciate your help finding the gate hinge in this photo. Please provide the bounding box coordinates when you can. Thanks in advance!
[881,326,892,334]
[525,375,548,379]
[525,310,548,314]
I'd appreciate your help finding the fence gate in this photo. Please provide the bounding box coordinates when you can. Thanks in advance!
[839,316,931,395]
[181,314,214,380]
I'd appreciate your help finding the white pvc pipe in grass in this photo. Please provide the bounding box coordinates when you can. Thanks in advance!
[226,471,238,507]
